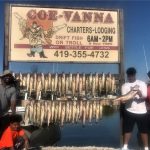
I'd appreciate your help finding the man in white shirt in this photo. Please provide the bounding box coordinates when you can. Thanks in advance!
[121,67,148,150]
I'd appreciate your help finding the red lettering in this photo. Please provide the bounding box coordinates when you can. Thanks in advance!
[82,12,92,22]
[37,10,47,20]
[47,10,57,20]
[94,13,104,23]
[72,11,81,22]
[63,11,73,22]
[27,9,36,20]
[104,13,114,23]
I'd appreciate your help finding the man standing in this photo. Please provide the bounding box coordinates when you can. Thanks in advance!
[0,70,17,138]
[121,67,148,150]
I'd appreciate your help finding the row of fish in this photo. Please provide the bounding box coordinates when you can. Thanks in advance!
[13,72,117,99]
[23,99,105,127]
[23,87,139,127]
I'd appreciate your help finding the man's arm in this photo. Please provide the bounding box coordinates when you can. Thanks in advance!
[22,134,29,149]
[10,88,17,114]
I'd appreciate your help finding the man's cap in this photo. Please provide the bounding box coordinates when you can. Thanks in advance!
[0,70,12,77]
[147,71,150,78]
[126,67,136,75]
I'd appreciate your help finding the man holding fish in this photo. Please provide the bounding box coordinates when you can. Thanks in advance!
[120,67,148,150]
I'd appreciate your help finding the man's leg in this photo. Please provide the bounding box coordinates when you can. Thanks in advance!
[122,111,135,149]
[141,133,148,147]
[137,113,149,150]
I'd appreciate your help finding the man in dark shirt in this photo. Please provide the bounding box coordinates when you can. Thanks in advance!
[0,70,17,138]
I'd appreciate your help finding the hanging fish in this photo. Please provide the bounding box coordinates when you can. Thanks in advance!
[41,73,45,90]
[102,73,105,90]
[61,73,66,96]
[29,76,33,96]
[72,76,76,97]
[82,73,86,92]
[40,102,45,126]
[72,101,77,124]
[24,104,30,125]
[33,73,37,91]
[48,73,52,91]
[54,73,58,92]
[68,73,73,91]
[65,76,69,95]
[75,73,79,92]
[47,101,52,125]
[60,103,65,127]
[26,73,30,91]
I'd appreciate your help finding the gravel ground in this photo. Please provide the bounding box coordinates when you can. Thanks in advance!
[41,146,119,150]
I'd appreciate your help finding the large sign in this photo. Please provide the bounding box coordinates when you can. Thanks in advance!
[8,5,121,63]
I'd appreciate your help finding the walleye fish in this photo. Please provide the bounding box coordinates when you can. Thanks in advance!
[68,101,72,122]
[82,73,86,91]
[92,77,96,97]
[75,73,79,92]
[29,100,34,123]
[36,102,41,126]
[82,103,86,127]
[40,102,45,126]
[102,73,105,90]
[48,73,52,91]
[72,101,77,124]
[19,72,23,87]
[89,102,93,123]
[89,73,93,91]
[41,73,45,89]
[65,76,69,95]
[22,76,26,88]
[98,77,102,95]
[26,73,30,91]
[99,104,103,119]
[61,73,66,96]
[60,103,65,127]
[58,101,62,121]
[69,73,73,91]
[95,73,99,93]
[54,73,58,92]
[85,100,90,119]
[75,103,80,123]
[113,86,139,104]
[95,101,100,122]
[79,100,83,119]
[24,104,30,125]
[65,101,70,122]
[44,77,49,93]
[79,77,83,96]
[58,76,62,96]
[47,101,52,125]
[44,101,48,122]
[111,76,116,94]
[72,76,76,97]
[36,80,42,100]
[51,77,55,92]
[33,73,37,91]
[92,101,96,119]
[51,101,55,122]
[54,101,59,122]
[29,76,33,96]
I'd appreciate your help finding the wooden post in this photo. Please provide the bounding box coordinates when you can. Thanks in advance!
[119,9,125,148]
[4,4,10,70]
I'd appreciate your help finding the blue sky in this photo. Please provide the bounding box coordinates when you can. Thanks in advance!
[0,0,150,81]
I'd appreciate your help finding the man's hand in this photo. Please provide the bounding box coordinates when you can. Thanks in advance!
[136,89,143,98]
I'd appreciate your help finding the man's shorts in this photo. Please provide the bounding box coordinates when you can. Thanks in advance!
[123,110,148,134]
